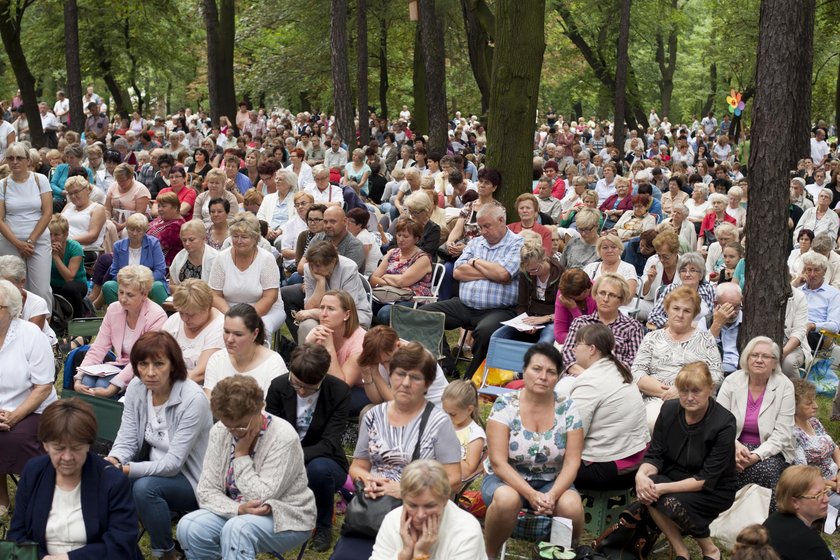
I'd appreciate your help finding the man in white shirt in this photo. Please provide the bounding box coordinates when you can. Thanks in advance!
[324,136,348,174]
[53,91,69,125]
[810,129,830,168]
[701,111,718,140]
[38,102,59,148]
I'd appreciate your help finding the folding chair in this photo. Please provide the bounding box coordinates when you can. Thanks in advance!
[68,317,104,339]
[358,273,373,310]
[60,389,123,453]
[804,329,840,378]
[412,262,446,308]
[476,332,533,399]
[390,304,445,357]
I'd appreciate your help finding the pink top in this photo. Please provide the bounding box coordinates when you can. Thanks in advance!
[739,388,766,446]
[554,294,597,344]
[337,327,366,387]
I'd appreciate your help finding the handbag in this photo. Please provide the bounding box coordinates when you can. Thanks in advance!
[593,501,661,559]
[709,483,771,551]
[512,510,552,542]
[340,402,435,538]
[0,541,39,560]
[371,285,414,303]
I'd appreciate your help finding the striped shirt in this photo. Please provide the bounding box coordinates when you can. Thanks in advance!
[647,281,716,329]
[562,312,645,373]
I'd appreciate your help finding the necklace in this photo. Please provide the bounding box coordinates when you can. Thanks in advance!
[233,346,257,371]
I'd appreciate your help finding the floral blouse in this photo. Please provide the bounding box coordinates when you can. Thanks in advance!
[487,391,582,482]
[384,249,432,296]
[794,417,838,479]
[147,216,184,268]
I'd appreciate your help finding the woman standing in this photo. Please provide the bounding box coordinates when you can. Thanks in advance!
[105,331,213,560]
[194,169,239,227]
[482,343,584,558]
[146,192,185,268]
[0,142,53,308]
[169,220,218,286]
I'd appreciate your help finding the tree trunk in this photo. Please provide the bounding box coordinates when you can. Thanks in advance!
[99,61,132,118]
[64,0,84,134]
[460,0,494,115]
[357,0,370,146]
[743,0,814,345]
[412,25,428,137]
[203,0,221,126]
[835,54,840,145]
[330,0,354,146]
[613,0,631,161]
[655,0,678,119]
[700,62,717,117]
[203,0,237,129]
[378,1,388,119]
[486,0,545,217]
[0,0,44,147]
[418,0,447,154]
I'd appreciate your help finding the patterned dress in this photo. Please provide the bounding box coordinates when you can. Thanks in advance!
[383,249,432,296]
[147,216,184,268]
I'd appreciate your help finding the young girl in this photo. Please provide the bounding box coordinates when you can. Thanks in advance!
[713,241,744,284]
[442,380,486,479]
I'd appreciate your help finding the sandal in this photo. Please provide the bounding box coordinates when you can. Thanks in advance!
[533,542,576,559]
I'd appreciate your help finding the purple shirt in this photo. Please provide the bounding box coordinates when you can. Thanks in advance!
[739,388,765,447]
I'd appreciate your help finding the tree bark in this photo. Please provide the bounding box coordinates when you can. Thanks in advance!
[203,0,221,126]
[203,0,237,129]
[418,0,447,154]
[460,0,494,116]
[64,0,84,134]
[412,25,428,137]
[378,0,388,119]
[655,0,678,119]
[0,0,44,147]
[614,0,631,161]
[99,59,132,118]
[486,0,545,217]
[357,0,370,146]
[743,0,815,345]
[330,0,354,146]
[835,54,840,143]
[700,62,717,117]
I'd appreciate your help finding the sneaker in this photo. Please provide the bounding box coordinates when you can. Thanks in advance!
[311,527,332,552]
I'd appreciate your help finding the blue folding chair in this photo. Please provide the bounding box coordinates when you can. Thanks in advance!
[476,332,534,399]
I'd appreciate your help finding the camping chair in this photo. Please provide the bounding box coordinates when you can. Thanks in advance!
[358,273,373,310]
[476,332,533,399]
[390,304,445,358]
[804,329,840,378]
[60,389,123,454]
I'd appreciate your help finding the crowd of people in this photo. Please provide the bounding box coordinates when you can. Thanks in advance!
[0,94,839,560]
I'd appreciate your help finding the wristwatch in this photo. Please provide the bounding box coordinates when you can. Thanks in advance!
[25,238,32,245]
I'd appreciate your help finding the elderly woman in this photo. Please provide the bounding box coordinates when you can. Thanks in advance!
[571,324,649,490]
[104,331,212,560]
[357,325,450,407]
[208,212,286,336]
[662,203,697,251]
[727,185,747,230]
[562,274,644,376]
[558,207,602,269]
[584,232,639,294]
[636,362,737,560]
[343,148,371,196]
[194,168,239,227]
[791,378,840,509]
[633,286,722,430]
[703,222,739,279]
[371,460,487,560]
[153,165,196,220]
[205,197,231,250]
[508,193,552,253]
[0,279,56,518]
[279,191,314,271]
[685,183,711,231]
[49,144,93,210]
[640,232,681,322]
[558,189,599,229]
[553,268,596,345]
[289,147,315,191]
[162,279,224,385]
[600,176,633,229]
[400,190,441,256]
[257,168,298,243]
[369,218,432,325]
[100,213,169,305]
[48,214,89,318]
[0,142,53,309]
[763,465,834,560]
[698,192,736,251]
[347,207,382,275]
[146,191,185,268]
[104,163,150,235]
[717,336,795,510]
[204,303,287,397]
[176,374,315,560]
[287,203,325,284]
[8,399,142,558]
[483,343,584,557]
[265,343,351,552]
[614,194,656,241]
[0,255,55,345]
[646,252,716,330]
[794,187,839,243]
[170,220,219,286]
[661,175,689,215]
[332,342,460,560]
[61,175,107,250]
[75,265,168,398]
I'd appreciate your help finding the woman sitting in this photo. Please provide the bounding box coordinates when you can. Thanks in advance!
[639,231,680,322]
[278,191,314,274]
[508,193,552,252]
[204,303,287,397]
[170,220,218,287]
[194,168,239,227]
[697,192,736,252]
[61,175,107,250]
[205,197,231,251]
[599,177,633,229]
[495,241,563,345]
[791,378,840,508]
[146,191,185,269]
[208,212,286,336]
[347,207,382,275]
[646,252,716,330]
[357,325,449,407]
[570,324,649,490]
[557,207,601,269]
[99,213,169,306]
[662,203,697,251]
[553,269,595,344]
[398,190,441,257]
[793,188,839,243]
[176,375,316,560]
[152,165,196,220]
[636,362,737,560]
[685,184,711,233]
[331,342,460,560]
[633,286,722,430]
[717,336,795,510]
[8,399,142,558]
[558,190,599,229]
[614,194,656,241]
[584,232,640,295]
[162,279,224,385]
[562,274,644,377]
[49,214,89,318]
[74,265,167,399]
[371,460,487,560]
[763,465,834,560]
[661,175,689,215]
[257,168,298,245]
[482,343,584,557]
[0,255,56,345]
[265,343,351,553]
[105,331,213,560]
[369,218,432,325]
[104,163,150,236]
[788,229,814,278]
[0,279,56,519]
[305,290,367,415]
[287,203,325,284]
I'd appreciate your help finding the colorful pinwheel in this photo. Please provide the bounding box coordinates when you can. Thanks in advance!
[726,89,745,116]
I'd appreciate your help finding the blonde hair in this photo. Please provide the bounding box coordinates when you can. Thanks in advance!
[519,240,546,269]
[180,219,206,238]
[400,459,452,502]
[205,168,226,184]
[592,273,633,305]
[776,465,823,515]
[674,361,713,392]
[228,212,261,241]
[125,213,149,231]
[172,279,214,311]
[64,175,91,193]
[116,264,153,294]
[49,214,70,236]
[442,380,481,426]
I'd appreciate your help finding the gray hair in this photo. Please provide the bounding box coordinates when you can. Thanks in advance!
[0,278,23,318]
[64,143,84,159]
[709,192,727,205]
[672,203,688,215]
[738,336,782,375]
[311,164,328,179]
[716,281,742,301]
[811,234,835,257]
[693,184,710,199]
[0,255,26,282]
[275,168,299,192]
[476,202,506,221]
[678,252,706,273]
[801,250,829,270]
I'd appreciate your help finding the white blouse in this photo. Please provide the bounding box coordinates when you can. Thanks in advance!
[45,482,86,555]
[0,319,56,413]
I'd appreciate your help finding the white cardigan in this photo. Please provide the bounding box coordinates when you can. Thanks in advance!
[169,245,219,286]
[570,357,650,463]
[716,369,796,463]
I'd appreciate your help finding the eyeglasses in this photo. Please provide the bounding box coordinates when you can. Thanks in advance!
[408,209,426,217]
[578,226,595,233]
[226,416,254,436]
[231,234,252,241]
[5,156,26,161]
[392,370,426,384]
[65,189,85,196]
[680,268,703,275]
[307,217,323,223]
[294,202,310,208]
[798,488,831,500]
[596,290,622,300]
[289,374,323,395]
[748,353,776,361]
